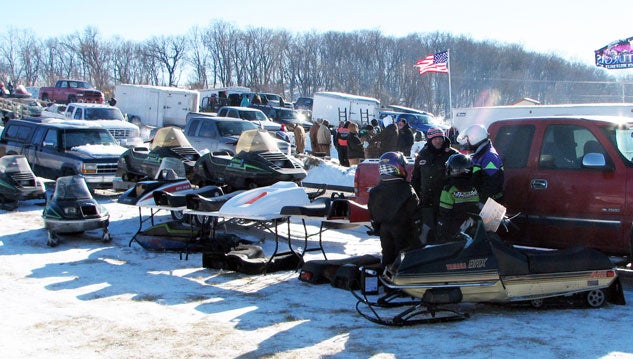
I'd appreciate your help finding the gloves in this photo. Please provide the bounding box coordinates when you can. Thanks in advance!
[363,141,369,149]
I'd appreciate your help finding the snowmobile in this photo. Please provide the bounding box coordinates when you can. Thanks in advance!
[116,126,200,182]
[0,155,46,210]
[190,128,307,191]
[354,215,626,326]
[42,175,111,247]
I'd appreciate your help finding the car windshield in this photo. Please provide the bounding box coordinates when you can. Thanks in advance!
[217,121,258,136]
[236,129,280,153]
[239,110,267,121]
[0,155,32,173]
[84,108,125,120]
[52,175,93,200]
[62,129,118,150]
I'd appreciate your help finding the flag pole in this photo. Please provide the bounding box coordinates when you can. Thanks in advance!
[447,49,453,125]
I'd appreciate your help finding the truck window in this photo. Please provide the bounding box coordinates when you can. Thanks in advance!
[73,108,83,120]
[43,129,58,148]
[186,119,201,136]
[604,125,633,164]
[492,124,534,168]
[539,124,602,169]
[198,121,216,138]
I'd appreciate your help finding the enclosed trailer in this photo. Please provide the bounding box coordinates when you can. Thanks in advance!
[115,84,200,128]
[452,103,633,132]
[311,91,380,125]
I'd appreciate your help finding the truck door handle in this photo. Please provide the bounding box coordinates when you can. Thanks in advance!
[530,179,548,190]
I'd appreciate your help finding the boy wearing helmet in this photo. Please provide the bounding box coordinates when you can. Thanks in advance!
[368,151,420,266]
[411,127,459,244]
[436,154,480,243]
[457,124,504,203]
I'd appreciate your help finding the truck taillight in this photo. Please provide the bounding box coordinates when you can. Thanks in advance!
[353,170,359,196]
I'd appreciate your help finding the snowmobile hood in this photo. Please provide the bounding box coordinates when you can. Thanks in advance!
[218,181,310,219]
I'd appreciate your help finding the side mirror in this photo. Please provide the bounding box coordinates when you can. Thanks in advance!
[582,152,612,170]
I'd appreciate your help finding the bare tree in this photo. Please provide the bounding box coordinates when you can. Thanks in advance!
[144,35,187,86]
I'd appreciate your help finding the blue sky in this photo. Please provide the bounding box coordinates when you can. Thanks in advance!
[3,0,632,69]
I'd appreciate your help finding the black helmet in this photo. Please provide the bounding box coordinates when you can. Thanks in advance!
[445,153,473,178]
[379,151,407,178]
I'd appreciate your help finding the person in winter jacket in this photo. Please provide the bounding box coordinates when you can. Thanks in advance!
[335,121,350,167]
[369,116,398,157]
[368,152,421,266]
[410,127,459,243]
[346,122,365,165]
[288,123,306,154]
[457,124,504,203]
[396,117,414,155]
[317,120,332,156]
[309,118,322,153]
[436,154,480,244]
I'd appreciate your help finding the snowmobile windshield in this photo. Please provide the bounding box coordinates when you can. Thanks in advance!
[151,127,192,149]
[235,129,280,153]
[52,175,92,201]
[0,155,32,173]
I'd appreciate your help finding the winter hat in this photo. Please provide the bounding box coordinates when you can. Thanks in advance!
[426,128,445,140]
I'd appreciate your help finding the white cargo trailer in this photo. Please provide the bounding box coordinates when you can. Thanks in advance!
[115,84,200,128]
[311,91,380,125]
[452,103,633,132]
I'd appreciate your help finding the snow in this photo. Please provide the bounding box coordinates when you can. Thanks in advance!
[1,155,633,358]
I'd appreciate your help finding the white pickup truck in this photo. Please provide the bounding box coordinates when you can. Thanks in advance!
[63,103,142,147]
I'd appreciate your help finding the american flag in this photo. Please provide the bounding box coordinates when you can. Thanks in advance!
[414,50,449,75]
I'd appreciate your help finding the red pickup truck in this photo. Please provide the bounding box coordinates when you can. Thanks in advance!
[354,116,633,258]
[39,79,104,104]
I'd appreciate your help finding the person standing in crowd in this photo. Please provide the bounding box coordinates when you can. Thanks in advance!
[240,94,250,107]
[289,122,306,154]
[458,124,504,203]
[411,127,459,244]
[360,124,379,159]
[368,152,420,266]
[346,122,365,165]
[317,119,332,156]
[369,115,398,157]
[370,119,381,134]
[309,118,322,153]
[436,154,481,244]
[335,121,350,167]
[396,117,414,155]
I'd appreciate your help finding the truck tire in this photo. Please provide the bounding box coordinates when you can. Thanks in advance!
[68,95,77,104]
[41,93,49,101]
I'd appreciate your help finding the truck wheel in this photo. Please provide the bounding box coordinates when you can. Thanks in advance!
[41,93,49,101]
[68,95,77,103]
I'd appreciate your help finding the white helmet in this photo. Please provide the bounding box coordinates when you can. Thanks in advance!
[458,124,489,148]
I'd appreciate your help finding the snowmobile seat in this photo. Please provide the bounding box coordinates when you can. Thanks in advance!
[395,241,467,274]
[186,190,245,213]
[488,236,530,276]
[153,185,223,208]
[280,196,332,218]
[527,246,614,274]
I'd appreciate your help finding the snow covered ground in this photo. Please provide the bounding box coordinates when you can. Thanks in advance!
[1,157,633,358]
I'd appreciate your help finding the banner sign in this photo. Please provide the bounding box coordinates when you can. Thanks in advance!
[595,37,633,69]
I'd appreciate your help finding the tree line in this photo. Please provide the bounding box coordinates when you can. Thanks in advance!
[1,20,631,118]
